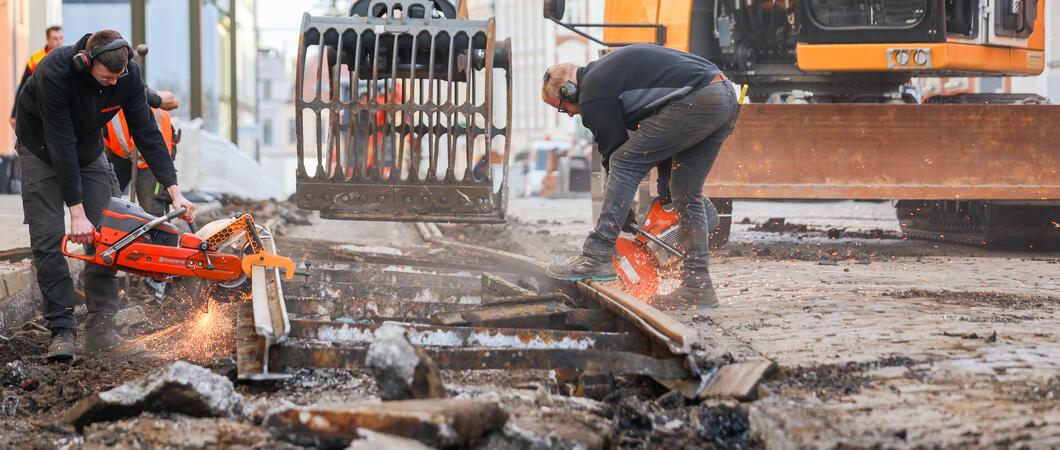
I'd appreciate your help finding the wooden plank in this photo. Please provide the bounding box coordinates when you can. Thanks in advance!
[431,301,572,328]
[700,359,777,401]
[271,345,693,379]
[481,273,536,299]
[284,297,478,321]
[579,281,697,354]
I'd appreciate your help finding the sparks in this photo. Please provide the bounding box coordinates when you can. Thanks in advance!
[126,299,238,363]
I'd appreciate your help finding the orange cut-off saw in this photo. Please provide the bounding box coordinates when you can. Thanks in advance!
[63,198,294,287]
[612,198,686,300]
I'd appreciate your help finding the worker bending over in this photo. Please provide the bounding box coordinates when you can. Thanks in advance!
[14,29,196,361]
[541,44,739,310]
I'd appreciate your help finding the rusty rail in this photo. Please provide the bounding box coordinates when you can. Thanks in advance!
[240,230,775,399]
[237,239,701,385]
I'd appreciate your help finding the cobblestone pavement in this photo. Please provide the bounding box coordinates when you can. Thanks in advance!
[507,197,1060,448]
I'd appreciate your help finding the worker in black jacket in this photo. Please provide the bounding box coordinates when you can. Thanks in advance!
[541,44,740,310]
[14,29,197,361]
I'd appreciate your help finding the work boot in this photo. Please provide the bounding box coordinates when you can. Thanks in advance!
[652,273,720,310]
[46,329,76,362]
[546,253,617,281]
[84,313,144,358]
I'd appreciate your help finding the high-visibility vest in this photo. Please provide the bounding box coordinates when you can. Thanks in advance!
[103,108,175,169]
[26,48,48,74]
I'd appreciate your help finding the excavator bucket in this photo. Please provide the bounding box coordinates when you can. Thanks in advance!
[294,0,512,223]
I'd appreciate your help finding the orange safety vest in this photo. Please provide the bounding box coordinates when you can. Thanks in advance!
[103,108,175,169]
[26,48,48,74]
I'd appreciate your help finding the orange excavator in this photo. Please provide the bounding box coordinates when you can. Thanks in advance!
[546,0,1059,249]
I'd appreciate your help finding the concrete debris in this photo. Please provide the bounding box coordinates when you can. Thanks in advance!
[365,324,447,401]
[63,361,244,429]
[1,360,26,387]
[264,399,507,448]
[500,409,611,450]
[243,396,297,425]
[82,416,280,450]
[346,429,438,450]
[113,306,147,329]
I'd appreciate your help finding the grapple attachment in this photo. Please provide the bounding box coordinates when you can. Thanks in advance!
[295,0,512,223]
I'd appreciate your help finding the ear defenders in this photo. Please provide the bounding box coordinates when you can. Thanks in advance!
[558,80,579,103]
[72,38,133,73]
[543,69,579,104]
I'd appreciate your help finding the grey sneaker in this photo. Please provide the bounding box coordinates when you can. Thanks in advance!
[46,329,76,362]
[546,253,617,281]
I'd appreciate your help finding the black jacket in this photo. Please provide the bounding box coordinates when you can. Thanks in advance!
[15,33,177,207]
[10,53,35,119]
[577,44,722,166]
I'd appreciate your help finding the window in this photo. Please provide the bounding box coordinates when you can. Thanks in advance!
[946,0,978,37]
[809,0,927,28]
[263,80,272,100]
[289,119,297,144]
[263,119,273,145]
[995,0,1037,38]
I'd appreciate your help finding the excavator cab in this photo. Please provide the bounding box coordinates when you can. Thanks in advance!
[796,0,1044,76]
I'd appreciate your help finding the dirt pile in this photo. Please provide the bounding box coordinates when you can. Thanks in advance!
[198,195,312,236]
[883,289,1059,309]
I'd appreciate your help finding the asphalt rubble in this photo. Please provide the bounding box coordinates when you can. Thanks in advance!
[0,197,767,449]
[0,314,760,449]
[9,197,1040,448]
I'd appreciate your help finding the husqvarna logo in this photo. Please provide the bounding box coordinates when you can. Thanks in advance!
[158,257,185,265]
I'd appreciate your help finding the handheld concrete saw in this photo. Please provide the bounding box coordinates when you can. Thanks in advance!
[612,198,686,300]
[62,198,295,287]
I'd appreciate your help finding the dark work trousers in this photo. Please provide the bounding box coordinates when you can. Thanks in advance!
[584,80,740,280]
[18,145,121,333]
[107,151,168,216]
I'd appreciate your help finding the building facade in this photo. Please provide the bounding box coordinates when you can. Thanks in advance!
[256,48,298,194]
[60,0,257,156]
[468,0,601,157]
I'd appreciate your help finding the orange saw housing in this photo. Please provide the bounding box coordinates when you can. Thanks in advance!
[63,199,246,283]
[613,198,685,301]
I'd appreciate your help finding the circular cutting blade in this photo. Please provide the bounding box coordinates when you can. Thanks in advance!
[217,272,248,289]
[214,241,254,289]
[612,237,659,301]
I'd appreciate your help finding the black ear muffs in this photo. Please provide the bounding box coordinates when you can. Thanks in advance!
[559,80,579,103]
[72,38,133,73]
[543,69,579,104]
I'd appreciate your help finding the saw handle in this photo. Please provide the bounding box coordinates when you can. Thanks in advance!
[61,231,102,263]
[164,207,189,222]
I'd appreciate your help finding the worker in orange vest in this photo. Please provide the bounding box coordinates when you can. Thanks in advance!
[3,26,63,194]
[10,26,63,129]
[103,87,180,216]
